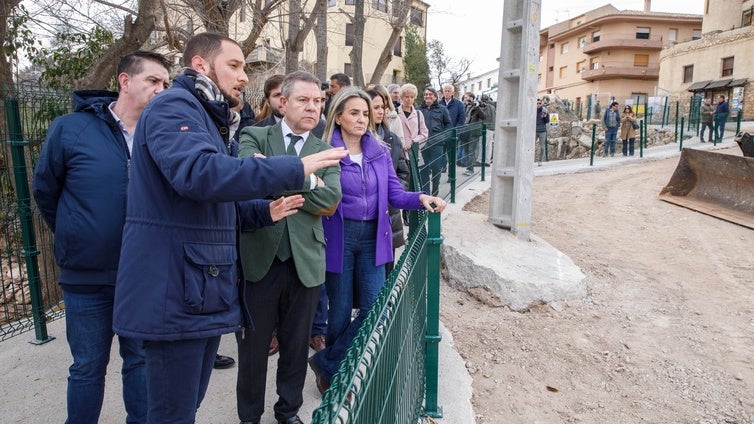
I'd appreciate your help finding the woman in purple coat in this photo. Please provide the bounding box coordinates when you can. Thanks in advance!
[308,87,446,393]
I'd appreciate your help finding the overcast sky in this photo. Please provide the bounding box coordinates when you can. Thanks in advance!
[425,0,706,76]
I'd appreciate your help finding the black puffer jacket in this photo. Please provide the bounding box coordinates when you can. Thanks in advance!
[377,123,409,249]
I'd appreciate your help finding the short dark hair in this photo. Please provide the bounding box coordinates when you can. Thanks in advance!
[281,71,321,98]
[116,51,171,89]
[719,95,726,100]
[610,101,619,107]
[181,32,239,67]
[263,74,285,99]
[329,73,351,87]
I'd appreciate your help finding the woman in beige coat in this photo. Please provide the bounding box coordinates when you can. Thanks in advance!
[620,105,638,156]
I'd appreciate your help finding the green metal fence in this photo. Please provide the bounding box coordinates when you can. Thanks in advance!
[0,83,69,342]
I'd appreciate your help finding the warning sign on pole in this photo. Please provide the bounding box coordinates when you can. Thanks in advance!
[549,113,559,127]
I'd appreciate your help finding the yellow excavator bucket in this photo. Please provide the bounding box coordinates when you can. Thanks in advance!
[659,148,754,229]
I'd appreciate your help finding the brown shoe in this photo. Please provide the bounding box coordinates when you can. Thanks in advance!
[307,356,330,394]
[268,331,279,356]
[309,334,326,352]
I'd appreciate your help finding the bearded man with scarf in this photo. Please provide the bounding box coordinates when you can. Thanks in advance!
[113,33,346,423]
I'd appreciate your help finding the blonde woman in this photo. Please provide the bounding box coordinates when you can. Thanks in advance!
[396,83,428,151]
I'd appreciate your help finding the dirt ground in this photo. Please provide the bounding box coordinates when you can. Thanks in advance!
[444,146,754,423]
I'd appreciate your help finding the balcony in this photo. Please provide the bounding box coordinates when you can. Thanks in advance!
[580,61,660,81]
[583,33,663,54]
[246,44,282,66]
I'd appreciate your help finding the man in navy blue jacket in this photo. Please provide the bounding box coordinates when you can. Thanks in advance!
[714,94,730,143]
[440,83,466,169]
[33,51,171,424]
[111,33,346,423]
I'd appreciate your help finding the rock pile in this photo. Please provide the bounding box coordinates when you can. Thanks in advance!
[540,95,682,160]
[1,260,31,306]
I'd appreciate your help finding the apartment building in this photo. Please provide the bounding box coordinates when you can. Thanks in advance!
[231,0,430,86]
[458,68,499,101]
[537,3,702,112]
[659,0,754,119]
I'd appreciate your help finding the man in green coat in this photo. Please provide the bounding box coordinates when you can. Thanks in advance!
[235,71,342,424]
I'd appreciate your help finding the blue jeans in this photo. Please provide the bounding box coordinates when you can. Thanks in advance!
[312,219,385,381]
[714,114,728,141]
[63,289,146,424]
[604,127,618,155]
[143,336,220,423]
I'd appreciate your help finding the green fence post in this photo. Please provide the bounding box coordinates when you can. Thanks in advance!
[481,124,487,182]
[590,123,597,166]
[4,98,54,345]
[674,101,680,143]
[449,129,457,204]
[680,116,685,151]
[408,143,422,233]
[736,109,743,134]
[423,212,443,418]
[640,120,644,158]
[662,96,668,127]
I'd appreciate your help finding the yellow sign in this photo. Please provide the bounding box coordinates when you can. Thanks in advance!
[549,113,559,126]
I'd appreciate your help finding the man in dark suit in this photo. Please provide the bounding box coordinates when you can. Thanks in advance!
[235,71,342,424]
[256,74,326,139]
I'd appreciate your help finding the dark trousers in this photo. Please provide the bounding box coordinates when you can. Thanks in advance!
[700,122,713,141]
[236,258,321,422]
[143,336,220,424]
[311,287,328,337]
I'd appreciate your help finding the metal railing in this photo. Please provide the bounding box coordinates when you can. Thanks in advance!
[0,83,68,342]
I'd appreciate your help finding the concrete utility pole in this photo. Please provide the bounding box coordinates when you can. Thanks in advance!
[488,0,541,241]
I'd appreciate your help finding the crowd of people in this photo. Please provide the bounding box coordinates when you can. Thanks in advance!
[31,32,451,424]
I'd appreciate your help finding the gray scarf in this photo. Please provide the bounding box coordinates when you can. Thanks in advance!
[182,68,240,151]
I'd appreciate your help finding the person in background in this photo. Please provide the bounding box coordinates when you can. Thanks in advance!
[593,99,602,120]
[324,72,351,116]
[397,83,428,153]
[254,74,285,128]
[235,71,342,424]
[308,87,446,394]
[33,50,171,424]
[367,88,409,276]
[111,33,346,423]
[619,105,638,157]
[440,83,466,173]
[535,98,549,166]
[387,83,401,110]
[699,97,714,143]
[460,92,485,176]
[374,84,405,144]
[714,94,729,143]
[602,101,620,157]
[478,94,496,164]
[419,87,451,195]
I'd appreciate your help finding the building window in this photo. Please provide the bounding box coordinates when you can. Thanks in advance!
[668,28,677,42]
[589,57,599,70]
[559,66,567,78]
[721,56,734,76]
[578,36,586,48]
[743,8,753,27]
[592,30,600,42]
[345,23,354,46]
[487,78,491,88]
[410,7,424,26]
[683,65,693,83]
[478,82,482,91]
[327,0,336,6]
[393,36,402,57]
[561,42,569,54]
[549,43,555,49]
[634,54,649,67]
[372,0,387,12]
[636,27,650,40]
[548,66,554,72]
[346,0,355,5]
[576,60,586,73]
[344,63,352,75]
[692,29,702,40]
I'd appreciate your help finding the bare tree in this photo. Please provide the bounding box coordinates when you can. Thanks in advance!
[428,38,472,88]
[80,0,159,88]
[314,0,327,80]
[368,0,411,85]
[284,0,322,73]
[1,0,23,90]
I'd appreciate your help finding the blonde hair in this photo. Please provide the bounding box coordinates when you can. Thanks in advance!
[399,83,418,98]
[372,85,394,112]
[323,87,375,143]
